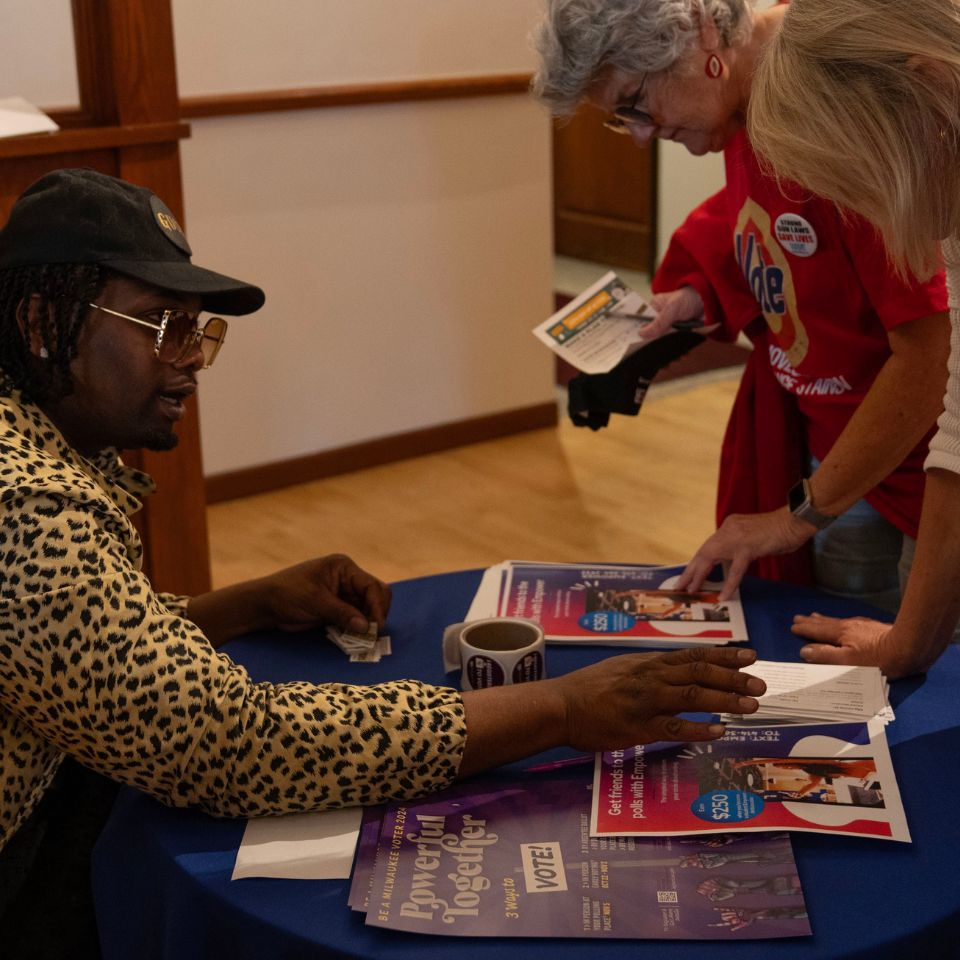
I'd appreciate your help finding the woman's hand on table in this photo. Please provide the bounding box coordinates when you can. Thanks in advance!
[791,613,921,679]
[677,508,815,600]
[458,647,765,777]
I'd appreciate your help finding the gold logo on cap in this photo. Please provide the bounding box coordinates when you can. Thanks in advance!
[156,211,183,234]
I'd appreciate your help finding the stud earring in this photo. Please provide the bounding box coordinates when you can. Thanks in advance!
[39,347,49,359]
[705,54,723,78]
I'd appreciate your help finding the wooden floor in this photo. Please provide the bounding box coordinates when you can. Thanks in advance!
[207,371,742,588]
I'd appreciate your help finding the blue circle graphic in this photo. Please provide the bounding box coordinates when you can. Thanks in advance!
[577,611,637,633]
[691,789,764,824]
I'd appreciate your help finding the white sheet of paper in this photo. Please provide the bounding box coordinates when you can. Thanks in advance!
[0,97,59,139]
[463,562,506,624]
[231,806,362,880]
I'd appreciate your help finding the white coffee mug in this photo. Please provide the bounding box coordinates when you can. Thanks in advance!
[442,617,546,691]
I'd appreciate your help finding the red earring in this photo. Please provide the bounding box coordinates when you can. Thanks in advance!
[705,54,722,78]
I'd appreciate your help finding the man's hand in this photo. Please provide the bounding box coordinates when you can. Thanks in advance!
[187,554,390,647]
[642,286,705,340]
[677,508,816,600]
[791,613,918,678]
[458,646,765,776]
[554,646,766,750]
[263,554,391,634]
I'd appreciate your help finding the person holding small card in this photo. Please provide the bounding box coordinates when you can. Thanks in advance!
[533,0,950,618]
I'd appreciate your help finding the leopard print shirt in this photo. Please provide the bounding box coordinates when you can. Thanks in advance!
[0,389,466,852]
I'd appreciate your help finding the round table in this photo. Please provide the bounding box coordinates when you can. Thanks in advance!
[92,571,960,959]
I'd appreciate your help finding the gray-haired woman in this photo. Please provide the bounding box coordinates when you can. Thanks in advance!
[533,0,950,625]
[535,0,758,155]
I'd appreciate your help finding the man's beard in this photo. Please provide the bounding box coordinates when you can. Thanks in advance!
[141,425,179,452]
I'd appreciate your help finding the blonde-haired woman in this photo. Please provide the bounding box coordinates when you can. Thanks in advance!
[748,0,960,677]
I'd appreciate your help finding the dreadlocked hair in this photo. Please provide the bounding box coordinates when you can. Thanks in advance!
[0,263,103,402]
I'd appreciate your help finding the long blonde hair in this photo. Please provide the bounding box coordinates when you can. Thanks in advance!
[748,0,960,279]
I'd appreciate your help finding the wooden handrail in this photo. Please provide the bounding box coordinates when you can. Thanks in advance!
[0,122,191,159]
[30,73,535,135]
[180,73,534,119]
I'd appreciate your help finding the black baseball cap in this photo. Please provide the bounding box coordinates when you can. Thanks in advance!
[0,168,265,316]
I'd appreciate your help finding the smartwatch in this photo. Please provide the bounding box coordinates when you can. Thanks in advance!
[787,477,836,530]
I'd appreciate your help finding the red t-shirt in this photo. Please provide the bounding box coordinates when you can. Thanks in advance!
[655,130,948,538]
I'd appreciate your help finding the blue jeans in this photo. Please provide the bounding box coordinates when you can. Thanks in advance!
[811,494,909,616]
[808,460,960,642]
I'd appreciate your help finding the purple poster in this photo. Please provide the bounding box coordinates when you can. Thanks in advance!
[358,778,810,939]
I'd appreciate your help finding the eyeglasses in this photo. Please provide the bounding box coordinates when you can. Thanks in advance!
[603,81,655,135]
[88,303,228,368]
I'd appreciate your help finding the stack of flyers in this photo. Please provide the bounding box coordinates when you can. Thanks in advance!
[349,776,810,940]
[466,561,747,647]
[720,661,894,727]
[326,623,392,663]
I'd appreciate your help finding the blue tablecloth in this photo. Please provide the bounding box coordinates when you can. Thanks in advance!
[92,571,960,958]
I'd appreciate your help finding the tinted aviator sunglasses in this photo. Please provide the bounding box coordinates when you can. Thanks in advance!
[88,303,228,368]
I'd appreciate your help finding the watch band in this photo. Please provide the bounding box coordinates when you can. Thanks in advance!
[788,478,836,530]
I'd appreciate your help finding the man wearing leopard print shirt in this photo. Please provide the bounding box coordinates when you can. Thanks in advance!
[0,170,764,953]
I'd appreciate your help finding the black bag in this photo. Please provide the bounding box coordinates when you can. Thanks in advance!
[567,328,706,430]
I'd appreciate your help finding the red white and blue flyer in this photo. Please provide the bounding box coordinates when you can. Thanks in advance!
[466,561,747,646]
[590,720,909,842]
[357,777,810,939]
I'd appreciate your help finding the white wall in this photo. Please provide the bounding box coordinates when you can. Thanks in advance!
[170,0,555,476]
[172,0,544,92]
[182,100,553,474]
[0,0,78,108]
[656,142,725,260]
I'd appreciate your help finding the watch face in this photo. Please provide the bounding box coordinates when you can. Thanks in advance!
[788,480,808,513]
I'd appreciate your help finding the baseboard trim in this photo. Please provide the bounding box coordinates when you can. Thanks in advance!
[205,401,558,504]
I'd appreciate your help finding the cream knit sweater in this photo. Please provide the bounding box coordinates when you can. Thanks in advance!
[925,236,960,474]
